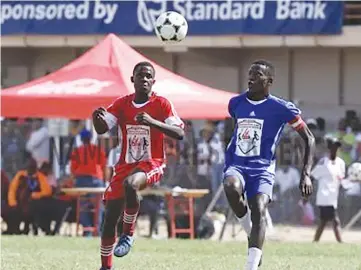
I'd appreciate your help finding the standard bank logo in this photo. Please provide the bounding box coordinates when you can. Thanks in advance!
[137,0,167,32]
[137,0,266,32]
[136,0,328,33]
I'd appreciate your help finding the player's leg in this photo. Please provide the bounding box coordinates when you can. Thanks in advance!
[313,221,327,242]
[332,209,342,243]
[100,199,124,270]
[113,168,147,257]
[223,167,252,237]
[114,162,164,257]
[247,194,269,270]
[313,207,328,242]
[244,173,273,270]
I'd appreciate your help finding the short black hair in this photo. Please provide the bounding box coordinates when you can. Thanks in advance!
[133,61,155,76]
[252,59,275,77]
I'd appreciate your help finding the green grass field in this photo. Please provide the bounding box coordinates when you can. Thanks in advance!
[1,236,361,270]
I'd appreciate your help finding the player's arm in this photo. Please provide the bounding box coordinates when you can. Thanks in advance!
[8,172,21,207]
[339,160,352,189]
[224,97,237,169]
[285,102,315,197]
[154,121,184,140]
[136,98,184,140]
[136,112,184,140]
[92,107,109,134]
[292,120,315,197]
[92,99,121,134]
[31,173,52,199]
[296,124,316,177]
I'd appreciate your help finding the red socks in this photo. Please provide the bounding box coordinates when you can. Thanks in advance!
[122,207,139,236]
[100,237,116,269]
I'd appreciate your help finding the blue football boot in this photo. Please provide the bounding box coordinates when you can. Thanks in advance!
[113,234,134,257]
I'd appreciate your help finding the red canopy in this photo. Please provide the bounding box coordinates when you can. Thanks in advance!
[1,34,235,120]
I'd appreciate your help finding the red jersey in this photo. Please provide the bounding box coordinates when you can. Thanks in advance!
[103,93,184,167]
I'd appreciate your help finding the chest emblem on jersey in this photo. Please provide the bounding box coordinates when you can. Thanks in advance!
[125,125,151,163]
[236,118,264,157]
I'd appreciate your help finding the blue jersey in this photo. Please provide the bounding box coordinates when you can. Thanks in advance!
[225,92,304,174]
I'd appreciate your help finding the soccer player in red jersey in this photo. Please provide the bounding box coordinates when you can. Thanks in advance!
[92,62,184,270]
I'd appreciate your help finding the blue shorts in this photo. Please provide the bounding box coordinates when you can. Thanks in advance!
[223,165,274,200]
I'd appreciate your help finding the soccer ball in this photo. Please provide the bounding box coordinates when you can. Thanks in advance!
[154,11,188,43]
[347,162,361,181]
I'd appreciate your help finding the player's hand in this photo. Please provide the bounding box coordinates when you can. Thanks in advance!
[299,173,313,198]
[135,112,155,126]
[92,107,106,120]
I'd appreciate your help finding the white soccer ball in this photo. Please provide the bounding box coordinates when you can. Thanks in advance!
[154,11,188,44]
[347,162,361,182]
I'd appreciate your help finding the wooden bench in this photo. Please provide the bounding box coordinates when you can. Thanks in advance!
[61,187,209,239]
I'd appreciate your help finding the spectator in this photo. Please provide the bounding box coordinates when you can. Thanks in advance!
[39,162,68,235]
[70,129,106,236]
[55,176,77,235]
[174,120,197,188]
[1,118,27,179]
[163,135,178,186]
[333,120,355,166]
[7,157,52,235]
[196,128,212,209]
[179,120,196,166]
[196,128,211,186]
[344,110,360,131]
[208,123,226,209]
[311,137,346,242]
[26,118,50,168]
[1,170,11,234]
[70,129,106,184]
[353,123,361,161]
[306,118,325,164]
[274,160,300,223]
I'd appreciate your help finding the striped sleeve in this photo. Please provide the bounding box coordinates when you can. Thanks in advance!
[283,101,305,130]
[161,98,184,129]
[104,97,124,129]
[288,115,305,131]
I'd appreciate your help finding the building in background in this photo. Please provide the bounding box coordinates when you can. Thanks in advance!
[1,1,361,131]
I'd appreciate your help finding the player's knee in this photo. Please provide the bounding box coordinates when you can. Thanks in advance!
[333,217,341,227]
[124,177,139,191]
[223,176,239,192]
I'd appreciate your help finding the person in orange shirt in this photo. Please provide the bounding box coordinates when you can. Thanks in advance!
[8,157,52,235]
[70,129,106,236]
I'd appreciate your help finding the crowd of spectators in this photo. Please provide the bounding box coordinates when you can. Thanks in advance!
[1,110,361,237]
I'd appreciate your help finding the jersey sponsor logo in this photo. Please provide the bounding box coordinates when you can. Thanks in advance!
[125,125,151,163]
[236,118,263,157]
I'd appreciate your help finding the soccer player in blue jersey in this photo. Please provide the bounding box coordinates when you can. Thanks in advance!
[223,60,315,270]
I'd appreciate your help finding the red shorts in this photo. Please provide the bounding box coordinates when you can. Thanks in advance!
[103,160,165,201]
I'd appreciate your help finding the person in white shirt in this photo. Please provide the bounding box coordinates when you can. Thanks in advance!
[197,129,211,183]
[209,130,226,208]
[274,161,300,223]
[275,163,300,195]
[26,119,50,168]
[311,137,345,243]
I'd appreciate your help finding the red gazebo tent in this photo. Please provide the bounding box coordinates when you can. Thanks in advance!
[1,34,235,119]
